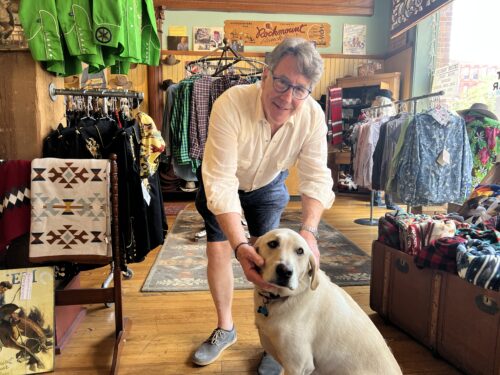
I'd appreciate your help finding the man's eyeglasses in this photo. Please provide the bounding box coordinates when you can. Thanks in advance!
[270,72,312,100]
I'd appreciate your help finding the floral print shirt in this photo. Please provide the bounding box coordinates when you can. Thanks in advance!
[392,108,473,205]
[464,114,500,188]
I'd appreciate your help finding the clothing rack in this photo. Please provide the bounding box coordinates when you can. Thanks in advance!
[48,83,137,280]
[185,38,266,77]
[48,82,144,101]
[54,154,130,374]
[354,90,445,226]
[361,90,445,116]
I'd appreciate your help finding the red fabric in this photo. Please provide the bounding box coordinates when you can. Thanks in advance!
[0,160,31,252]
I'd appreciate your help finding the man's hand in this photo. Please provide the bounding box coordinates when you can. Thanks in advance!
[299,230,320,265]
[236,243,274,290]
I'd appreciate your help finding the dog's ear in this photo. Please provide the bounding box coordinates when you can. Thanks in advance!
[308,254,319,290]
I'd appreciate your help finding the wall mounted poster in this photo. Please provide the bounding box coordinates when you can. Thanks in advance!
[342,24,366,55]
[0,267,55,374]
[193,27,224,51]
[224,20,330,47]
[167,36,189,51]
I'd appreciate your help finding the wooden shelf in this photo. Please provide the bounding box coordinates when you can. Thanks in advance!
[336,72,401,100]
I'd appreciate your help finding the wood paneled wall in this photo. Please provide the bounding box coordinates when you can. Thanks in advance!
[384,46,413,100]
[160,52,384,100]
[0,52,65,160]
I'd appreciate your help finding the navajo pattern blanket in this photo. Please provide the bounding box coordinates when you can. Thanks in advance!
[29,158,112,263]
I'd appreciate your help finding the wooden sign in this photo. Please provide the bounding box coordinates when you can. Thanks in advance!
[224,20,330,47]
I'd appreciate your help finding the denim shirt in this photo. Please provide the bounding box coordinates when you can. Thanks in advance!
[393,110,472,205]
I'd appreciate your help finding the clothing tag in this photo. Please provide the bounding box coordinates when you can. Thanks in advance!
[142,182,151,206]
[429,107,451,125]
[20,272,33,300]
[437,149,451,166]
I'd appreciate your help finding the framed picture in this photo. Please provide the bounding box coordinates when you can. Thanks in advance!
[0,266,55,374]
[193,26,224,51]
[0,0,28,51]
[342,24,367,55]
[167,35,189,51]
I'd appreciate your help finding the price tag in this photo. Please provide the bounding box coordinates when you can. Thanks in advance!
[20,272,33,300]
[437,149,451,166]
[142,182,151,206]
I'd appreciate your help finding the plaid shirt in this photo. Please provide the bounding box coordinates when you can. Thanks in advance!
[189,76,212,160]
[415,236,467,273]
[171,77,200,171]
[188,76,251,161]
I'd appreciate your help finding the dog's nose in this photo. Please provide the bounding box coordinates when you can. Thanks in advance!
[276,263,293,279]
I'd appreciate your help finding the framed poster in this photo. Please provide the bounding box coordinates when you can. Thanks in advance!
[193,26,224,51]
[342,24,366,55]
[167,36,189,51]
[0,0,28,51]
[0,267,55,374]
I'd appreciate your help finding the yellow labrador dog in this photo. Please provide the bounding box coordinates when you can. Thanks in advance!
[254,228,402,375]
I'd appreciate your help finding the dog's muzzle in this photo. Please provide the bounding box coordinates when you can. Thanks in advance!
[275,263,293,286]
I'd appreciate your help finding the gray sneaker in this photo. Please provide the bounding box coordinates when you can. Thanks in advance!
[258,352,284,375]
[192,327,237,366]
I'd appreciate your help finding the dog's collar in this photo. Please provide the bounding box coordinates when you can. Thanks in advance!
[257,291,289,317]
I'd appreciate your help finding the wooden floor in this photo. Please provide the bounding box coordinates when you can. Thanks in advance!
[54,194,463,374]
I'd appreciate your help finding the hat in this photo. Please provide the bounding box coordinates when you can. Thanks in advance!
[64,75,80,88]
[458,103,498,121]
[108,74,133,89]
[375,89,393,100]
[162,54,180,66]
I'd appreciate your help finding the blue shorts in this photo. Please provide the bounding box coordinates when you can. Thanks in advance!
[195,169,290,242]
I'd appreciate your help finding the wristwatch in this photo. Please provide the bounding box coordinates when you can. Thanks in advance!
[300,224,319,239]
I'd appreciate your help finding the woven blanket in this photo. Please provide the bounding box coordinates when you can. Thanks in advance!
[29,158,112,263]
[0,160,31,252]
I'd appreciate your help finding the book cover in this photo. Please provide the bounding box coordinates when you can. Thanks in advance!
[0,267,55,374]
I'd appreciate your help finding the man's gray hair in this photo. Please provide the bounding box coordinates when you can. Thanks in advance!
[266,38,324,85]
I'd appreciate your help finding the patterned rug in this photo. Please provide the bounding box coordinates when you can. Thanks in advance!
[142,207,371,292]
[164,201,188,216]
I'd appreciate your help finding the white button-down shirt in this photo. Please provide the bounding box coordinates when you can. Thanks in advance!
[202,82,335,215]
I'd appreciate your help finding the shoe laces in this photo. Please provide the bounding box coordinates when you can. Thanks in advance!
[206,328,227,345]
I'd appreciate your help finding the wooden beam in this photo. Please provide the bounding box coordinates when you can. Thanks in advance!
[153,0,373,16]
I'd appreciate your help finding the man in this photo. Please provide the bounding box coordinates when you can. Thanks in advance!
[177,36,189,51]
[193,37,335,374]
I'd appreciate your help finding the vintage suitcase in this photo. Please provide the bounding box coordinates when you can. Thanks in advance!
[371,240,500,375]
[370,241,441,349]
[437,272,500,375]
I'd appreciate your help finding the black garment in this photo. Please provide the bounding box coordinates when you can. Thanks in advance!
[109,122,167,264]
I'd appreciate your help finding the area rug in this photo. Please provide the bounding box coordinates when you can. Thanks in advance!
[142,207,371,292]
[164,201,188,216]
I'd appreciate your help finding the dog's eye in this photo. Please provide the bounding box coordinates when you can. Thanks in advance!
[296,247,304,255]
[267,240,279,249]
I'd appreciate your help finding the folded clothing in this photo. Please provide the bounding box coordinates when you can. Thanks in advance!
[457,239,500,291]
[415,236,467,273]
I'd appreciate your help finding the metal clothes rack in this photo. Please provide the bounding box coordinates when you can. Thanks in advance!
[354,90,445,226]
[48,83,144,102]
[48,83,137,283]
